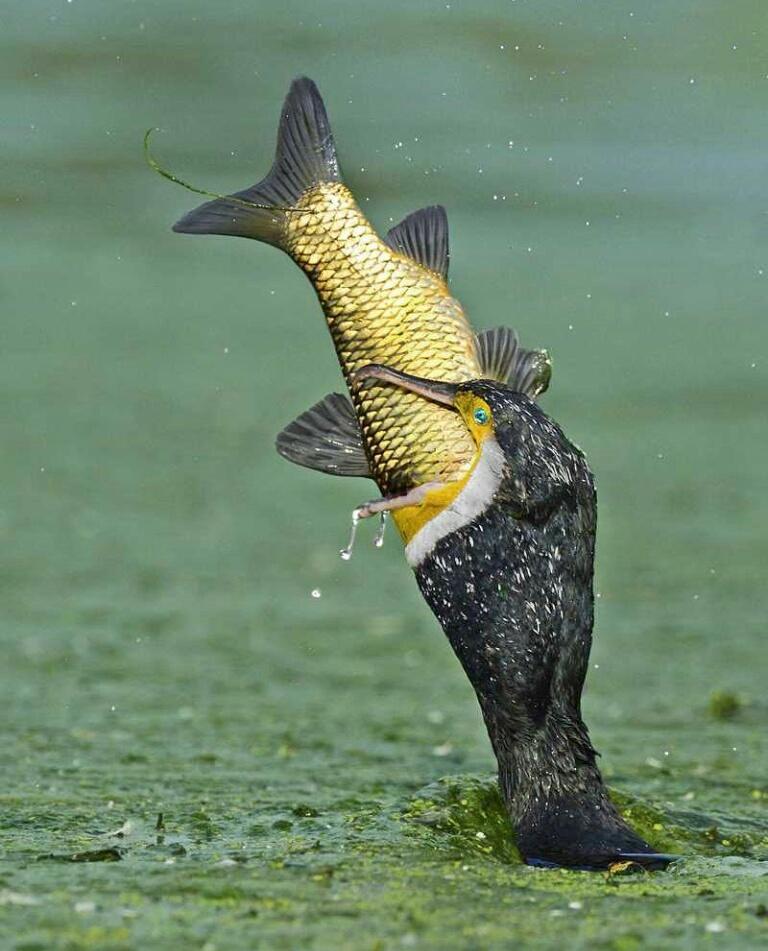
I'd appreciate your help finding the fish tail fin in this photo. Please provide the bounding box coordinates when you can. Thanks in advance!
[172,77,340,247]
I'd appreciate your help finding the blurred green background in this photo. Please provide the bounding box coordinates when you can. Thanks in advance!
[1,1,766,948]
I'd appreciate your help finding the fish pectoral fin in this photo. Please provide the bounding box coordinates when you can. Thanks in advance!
[276,393,371,478]
[384,206,449,280]
[476,327,552,399]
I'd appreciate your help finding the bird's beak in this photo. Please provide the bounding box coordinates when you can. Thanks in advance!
[352,364,458,408]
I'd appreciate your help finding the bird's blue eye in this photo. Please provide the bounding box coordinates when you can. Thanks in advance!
[473,407,489,425]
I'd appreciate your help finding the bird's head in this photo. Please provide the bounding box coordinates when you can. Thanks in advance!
[355,364,592,523]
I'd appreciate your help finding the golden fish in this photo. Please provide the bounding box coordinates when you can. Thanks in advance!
[169,77,549,548]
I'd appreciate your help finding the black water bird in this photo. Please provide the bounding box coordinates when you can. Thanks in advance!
[353,364,676,871]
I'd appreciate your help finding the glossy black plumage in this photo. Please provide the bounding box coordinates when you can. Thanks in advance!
[412,382,671,869]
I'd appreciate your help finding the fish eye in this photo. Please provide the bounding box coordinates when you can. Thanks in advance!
[473,407,489,425]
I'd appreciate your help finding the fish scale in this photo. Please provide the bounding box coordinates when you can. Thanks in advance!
[171,77,482,502]
[284,181,479,494]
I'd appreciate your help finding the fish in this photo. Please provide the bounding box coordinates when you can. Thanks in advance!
[168,77,550,551]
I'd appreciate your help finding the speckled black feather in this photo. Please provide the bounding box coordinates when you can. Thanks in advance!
[414,383,665,869]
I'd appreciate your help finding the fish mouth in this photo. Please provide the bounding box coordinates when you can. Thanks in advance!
[352,364,458,408]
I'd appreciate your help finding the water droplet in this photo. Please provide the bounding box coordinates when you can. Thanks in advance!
[373,512,387,548]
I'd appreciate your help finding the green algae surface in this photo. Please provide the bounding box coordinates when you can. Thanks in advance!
[2,1,767,948]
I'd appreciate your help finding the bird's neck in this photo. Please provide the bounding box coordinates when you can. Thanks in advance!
[413,496,647,864]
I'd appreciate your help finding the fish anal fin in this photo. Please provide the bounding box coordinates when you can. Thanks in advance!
[476,327,552,399]
[275,392,371,478]
[384,205,449,279]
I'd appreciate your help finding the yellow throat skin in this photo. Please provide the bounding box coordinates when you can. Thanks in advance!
[380,393,495,544]
[285,182,480,512]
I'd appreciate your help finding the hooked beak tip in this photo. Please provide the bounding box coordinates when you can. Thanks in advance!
[350,363,386,386]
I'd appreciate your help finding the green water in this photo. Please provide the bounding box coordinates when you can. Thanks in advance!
[2,0,766,947]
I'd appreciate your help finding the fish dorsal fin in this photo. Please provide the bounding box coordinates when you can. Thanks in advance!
[275,393,371,478]
[476,327,552,399]
[476,327,520,382]
[384,205,449,279]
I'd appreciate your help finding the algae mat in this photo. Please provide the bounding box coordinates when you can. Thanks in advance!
[1,0,767,948]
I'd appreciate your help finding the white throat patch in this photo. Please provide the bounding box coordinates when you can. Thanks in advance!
[404,436,506,568]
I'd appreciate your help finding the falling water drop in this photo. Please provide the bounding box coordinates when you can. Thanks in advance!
[340,509,361,560]
[373,512,388,548]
